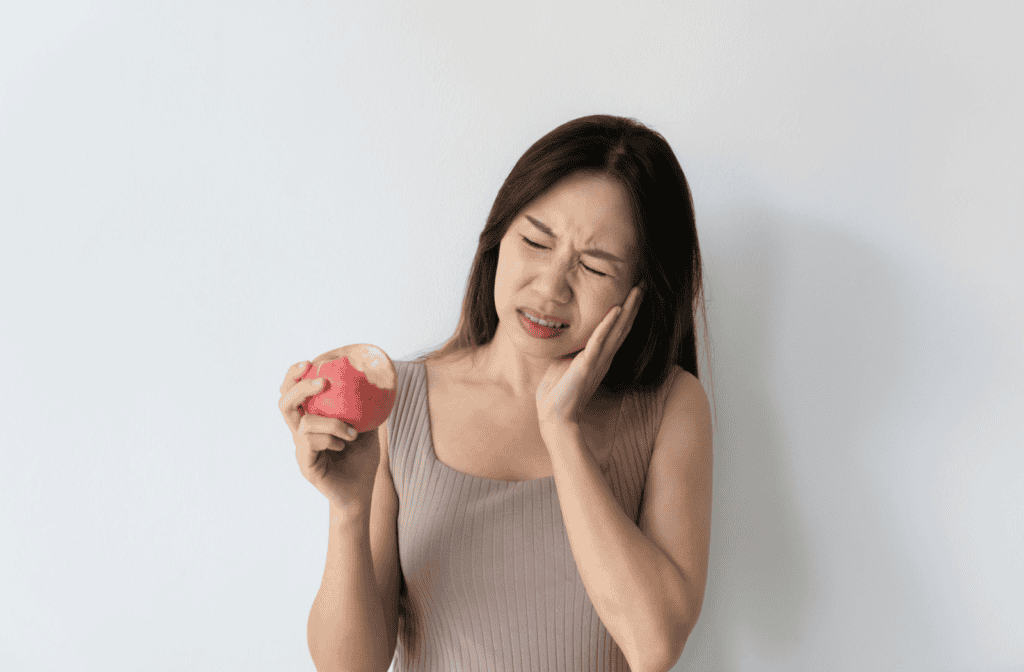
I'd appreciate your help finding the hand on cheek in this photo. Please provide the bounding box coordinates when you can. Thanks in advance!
[559,304,621,360]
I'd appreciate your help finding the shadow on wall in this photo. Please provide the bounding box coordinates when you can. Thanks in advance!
[677,207,960,670]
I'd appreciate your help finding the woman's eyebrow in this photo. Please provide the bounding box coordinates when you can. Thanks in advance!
[524,215,625,264]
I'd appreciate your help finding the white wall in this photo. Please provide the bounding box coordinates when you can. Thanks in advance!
[2,2,1021,670]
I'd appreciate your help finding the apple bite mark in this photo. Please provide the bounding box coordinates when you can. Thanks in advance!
[316,351,395,392]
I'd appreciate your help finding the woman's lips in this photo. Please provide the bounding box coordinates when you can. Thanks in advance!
[520,308,571,326]
[519,311,568,339]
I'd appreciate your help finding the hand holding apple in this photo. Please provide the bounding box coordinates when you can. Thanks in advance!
[297,344,398,433]
[279,347,394,516]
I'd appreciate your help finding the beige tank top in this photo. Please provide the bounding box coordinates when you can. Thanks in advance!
[386,359,678,671]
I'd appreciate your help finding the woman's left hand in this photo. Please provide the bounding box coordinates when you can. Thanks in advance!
[535,284,645,436]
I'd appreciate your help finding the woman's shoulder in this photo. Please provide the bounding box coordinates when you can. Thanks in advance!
[614,364,689,426]
[616,363,688,399]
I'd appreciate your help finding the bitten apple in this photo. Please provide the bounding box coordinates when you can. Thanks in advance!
[299,344,398,433]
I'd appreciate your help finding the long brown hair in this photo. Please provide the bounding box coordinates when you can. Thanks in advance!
[411,114,711,398]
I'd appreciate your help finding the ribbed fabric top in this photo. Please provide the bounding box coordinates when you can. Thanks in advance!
[386,359,679,672]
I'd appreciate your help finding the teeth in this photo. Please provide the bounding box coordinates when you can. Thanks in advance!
[525,311,568,329]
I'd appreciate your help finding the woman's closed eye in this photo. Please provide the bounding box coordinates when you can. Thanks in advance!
[522,237,607,277]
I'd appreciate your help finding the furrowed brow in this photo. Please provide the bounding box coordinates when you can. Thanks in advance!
[525,215,625,264]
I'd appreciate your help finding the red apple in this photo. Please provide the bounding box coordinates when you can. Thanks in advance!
[299,344,398,433]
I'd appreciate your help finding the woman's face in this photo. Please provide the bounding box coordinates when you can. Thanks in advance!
[493,171,641,359]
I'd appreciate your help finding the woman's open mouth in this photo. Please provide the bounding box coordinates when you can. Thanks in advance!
[519,310,569,339]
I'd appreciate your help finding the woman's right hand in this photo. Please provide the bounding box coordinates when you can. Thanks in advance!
[278,360,381,517]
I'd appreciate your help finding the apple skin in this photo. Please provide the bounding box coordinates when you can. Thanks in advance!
[299,356,397,433]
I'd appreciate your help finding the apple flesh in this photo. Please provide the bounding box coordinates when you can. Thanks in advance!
[299,344,398,433]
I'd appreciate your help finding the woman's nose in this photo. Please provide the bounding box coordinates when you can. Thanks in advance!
[535,259,576,296]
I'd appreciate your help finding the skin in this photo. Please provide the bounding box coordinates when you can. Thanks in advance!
[468,170,644,405]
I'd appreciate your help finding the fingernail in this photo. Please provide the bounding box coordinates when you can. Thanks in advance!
[347,427,357,438]
[312,378,322,386]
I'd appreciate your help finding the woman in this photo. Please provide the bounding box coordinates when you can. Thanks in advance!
[280,115,714,672]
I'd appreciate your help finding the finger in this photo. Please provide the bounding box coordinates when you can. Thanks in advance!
[603,305,624,339]
[594,304,621,340]
[591,301,627,363]
[299,416,358,443]
[613,286,639,322]
[295,432,341,478]
[279,377,326,429]
[608,287,643,354]
[605,307,625,351]
[578,306,618,369]
[617,288,641,329]
[300,431,345,460]
[279,361,311,395]
[280,377,323,415]
[610,286,642,336]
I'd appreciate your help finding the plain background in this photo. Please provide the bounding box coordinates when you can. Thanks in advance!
[2,2,1021,671]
